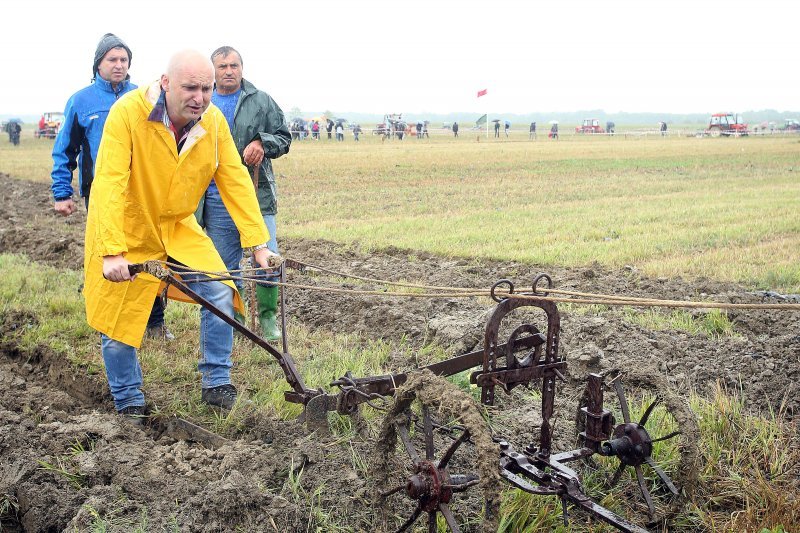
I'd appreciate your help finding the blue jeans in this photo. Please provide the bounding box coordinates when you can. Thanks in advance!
[202,182,278,291]
[101,272,235,411]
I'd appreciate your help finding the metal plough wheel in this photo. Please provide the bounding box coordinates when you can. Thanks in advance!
[375,370,501,532]
[576,368,700,524]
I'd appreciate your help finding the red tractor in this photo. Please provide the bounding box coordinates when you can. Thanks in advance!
[34,111,65,139]
[706,113,748,136]
[575,118,604,134]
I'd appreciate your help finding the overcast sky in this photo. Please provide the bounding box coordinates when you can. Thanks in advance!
[2,0,797,117]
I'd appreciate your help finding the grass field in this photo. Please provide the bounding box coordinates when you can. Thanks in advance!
[1,126,799,531]
[1,254,797,532]
[4,129,798,291]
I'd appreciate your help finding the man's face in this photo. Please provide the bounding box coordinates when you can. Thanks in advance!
[97,48,130,85]
[212,52,243,95]
[161,61,214,129]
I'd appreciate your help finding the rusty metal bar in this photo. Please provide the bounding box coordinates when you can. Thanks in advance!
[331,334,545,398]
[471,361,565,388]
[162,272,313,401]
[580,373,613,451]
[500,441,650,533]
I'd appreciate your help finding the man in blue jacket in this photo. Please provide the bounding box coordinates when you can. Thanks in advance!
[50,33,172,340]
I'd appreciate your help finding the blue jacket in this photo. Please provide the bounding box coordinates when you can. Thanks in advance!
[50,76,137,200]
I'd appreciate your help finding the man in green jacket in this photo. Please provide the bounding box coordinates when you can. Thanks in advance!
[198,45,291,340]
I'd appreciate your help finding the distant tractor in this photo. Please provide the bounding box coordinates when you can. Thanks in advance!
[374,113,409,139]
[575,118,604,134]
[34,111,65,139]
[706,113,748,137]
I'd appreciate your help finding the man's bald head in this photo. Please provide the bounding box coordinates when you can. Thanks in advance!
[166,49,214,80]
[161,50,215,131]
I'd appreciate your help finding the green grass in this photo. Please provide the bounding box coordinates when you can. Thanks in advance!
[2,130,799,531]
[623,308,737,337]
[1,251,798,531]
[75,501,156,533]
[3,133,799,292]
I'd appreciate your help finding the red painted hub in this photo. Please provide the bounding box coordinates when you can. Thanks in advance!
[405,460,453,512]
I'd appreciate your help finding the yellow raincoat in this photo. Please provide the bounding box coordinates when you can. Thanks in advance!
[84,81,269,348]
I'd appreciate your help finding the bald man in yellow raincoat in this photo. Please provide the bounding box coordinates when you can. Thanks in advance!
[84,50,277,421]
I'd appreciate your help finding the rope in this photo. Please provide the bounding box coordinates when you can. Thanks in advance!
[137,260,800,311]
[283,259,800,310]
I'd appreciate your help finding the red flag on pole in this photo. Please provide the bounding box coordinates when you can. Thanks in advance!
[477,89,488,98]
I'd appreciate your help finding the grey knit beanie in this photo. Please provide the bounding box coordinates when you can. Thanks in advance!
[93,33,132,79]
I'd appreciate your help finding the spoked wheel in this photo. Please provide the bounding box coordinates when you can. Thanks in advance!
[375,370,501,532]
[576,368,700,524]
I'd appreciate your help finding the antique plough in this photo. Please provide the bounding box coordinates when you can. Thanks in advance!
[131,262,696,533]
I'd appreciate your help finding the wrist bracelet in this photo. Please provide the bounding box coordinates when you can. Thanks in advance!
[250,243,269,252]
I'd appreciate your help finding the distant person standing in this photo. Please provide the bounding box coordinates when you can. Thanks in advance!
[660,121,667,136]
[336,123,344,141]
[494,121,500,138]
[423,121,429,138]
[550,122,559,140]
[353,124,361,141]
[452,121,459,138]
[6,121,21,145]
[416,122,423,139]
[50,33,172,340]
[326,119,334,139]
[529,121,537,140]
[504,122,510,138]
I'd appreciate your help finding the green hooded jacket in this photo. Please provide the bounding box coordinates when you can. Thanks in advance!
[197,78,291,218]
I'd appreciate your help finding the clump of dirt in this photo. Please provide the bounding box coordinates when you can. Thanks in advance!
[1,172,799,530]
[0,326,379,531]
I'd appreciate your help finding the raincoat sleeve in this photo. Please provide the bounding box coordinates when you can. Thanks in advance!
[214,116,270,248]
[257,95,291,160]
[89,103,132,257]
[50,95,83,200]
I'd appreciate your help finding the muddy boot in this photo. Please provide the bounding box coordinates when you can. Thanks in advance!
[255,284,281,341]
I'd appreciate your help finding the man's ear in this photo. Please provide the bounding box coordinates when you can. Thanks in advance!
[160,74,169,92]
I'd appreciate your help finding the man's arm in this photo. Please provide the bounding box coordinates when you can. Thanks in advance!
[257,94,291,159]
[51,96,84,213]
[242,93,292,167]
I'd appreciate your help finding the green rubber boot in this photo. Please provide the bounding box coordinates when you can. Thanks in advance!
[255,284,281,341]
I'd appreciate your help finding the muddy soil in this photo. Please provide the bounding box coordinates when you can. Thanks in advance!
[1,173,798,531]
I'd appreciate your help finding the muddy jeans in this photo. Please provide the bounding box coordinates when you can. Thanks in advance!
[101,274,235,411]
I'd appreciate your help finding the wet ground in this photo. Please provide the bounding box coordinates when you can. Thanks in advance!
[1,173,798,531]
